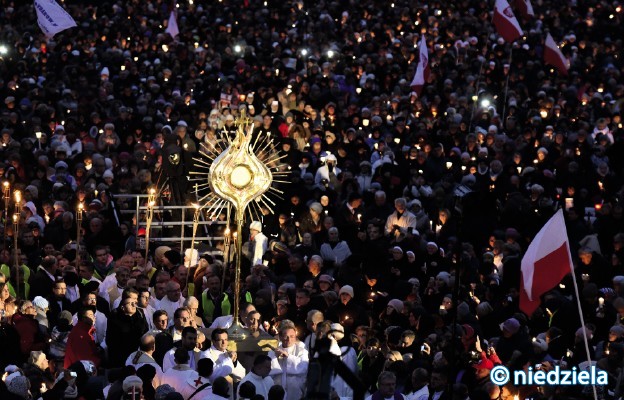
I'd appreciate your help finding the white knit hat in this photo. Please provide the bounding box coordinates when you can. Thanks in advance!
[32,296,49,310]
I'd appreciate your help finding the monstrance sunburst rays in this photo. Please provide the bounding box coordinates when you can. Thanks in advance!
[189,112,288,224]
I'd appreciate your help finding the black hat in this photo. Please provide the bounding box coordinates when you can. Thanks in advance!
[164,250,181,265]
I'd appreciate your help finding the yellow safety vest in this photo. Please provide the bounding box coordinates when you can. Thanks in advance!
[202,292,231,323]
[1,263,31,282]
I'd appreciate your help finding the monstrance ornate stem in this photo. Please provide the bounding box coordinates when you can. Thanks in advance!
[230,209,245,338]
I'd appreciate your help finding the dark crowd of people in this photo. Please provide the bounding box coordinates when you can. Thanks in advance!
[0,0,624,399]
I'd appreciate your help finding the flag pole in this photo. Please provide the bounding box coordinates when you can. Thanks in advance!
[568,233,599,400]
[501,48,513,121]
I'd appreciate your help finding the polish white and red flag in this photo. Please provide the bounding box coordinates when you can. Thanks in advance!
[493,0,523,43]
[519,209,574,316]
[515,0,535,19]
[410,34,430,96]
[544,33,570,75]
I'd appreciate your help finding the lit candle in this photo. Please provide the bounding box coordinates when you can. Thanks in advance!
[446,161,453,169]
[599,297,604,307]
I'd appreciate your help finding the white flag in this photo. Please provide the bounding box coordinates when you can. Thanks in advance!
[166,11,179,38]
[34,0,77,38]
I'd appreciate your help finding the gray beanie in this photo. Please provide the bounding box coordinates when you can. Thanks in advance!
[7,375,30,398]
[155,384,177,400]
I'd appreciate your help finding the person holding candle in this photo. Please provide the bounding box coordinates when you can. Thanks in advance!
[319,227,352,272]
[335,192,364,244]
[384,197,417,238]
[298,202,324,235]
[575,246,610,289]
[326,285,367,334]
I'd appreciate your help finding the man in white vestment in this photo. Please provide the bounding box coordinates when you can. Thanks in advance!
[268,325,309,400]
[204,328,246,380]
[161,348,201,398]
[237,354,274,400]
[162,327,207,372]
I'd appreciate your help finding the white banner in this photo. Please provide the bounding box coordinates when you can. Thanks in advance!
[34,0,77,38]
[166,11,179,38]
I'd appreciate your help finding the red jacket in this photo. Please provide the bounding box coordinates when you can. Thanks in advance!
[64,320,101,369]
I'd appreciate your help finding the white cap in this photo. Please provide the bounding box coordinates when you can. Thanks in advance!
[250,221,262,232]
